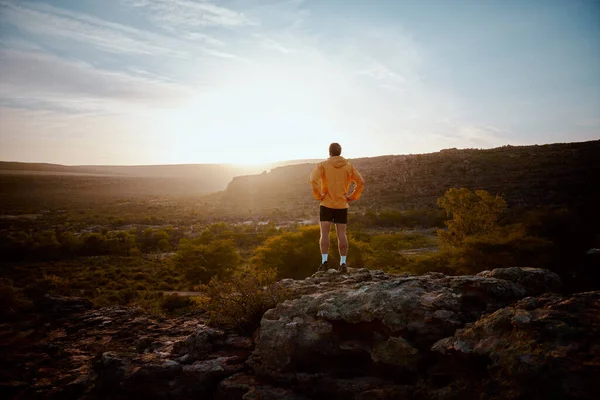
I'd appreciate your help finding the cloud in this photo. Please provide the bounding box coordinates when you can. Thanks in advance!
[256,36,296,54]
[0,49,191,113]
[0,0,250,116]
[0,0,514,163]
[124,0,257,28]
[356,62,407,88]
[181,32,226,47]
[0,0,226,57]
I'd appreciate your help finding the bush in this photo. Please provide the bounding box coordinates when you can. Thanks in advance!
[403,252,457,276]
[90,288,166,314]
[157,239,171,252]
[133,272,146,280]
[403,228,555,276]
[174,239,239,285]
[370,232,434,251]
[350,232,436,272]
[251,226,368,279]
[23,274,72,299]
[447,228,555,275]
[0,278,32,319]
[117,288,138,304]
[251,226,321,279]
[200,266,289,334]
[353,208,446,229]
[161,294,196,314]
[437,188,506,248]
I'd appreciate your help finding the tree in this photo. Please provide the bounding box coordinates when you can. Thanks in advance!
[437,188,506,248]
[174,239,239,285]
[106,231,137,256]
[157,238,171,252]
[251,226,321,280]
[81,233,109,256]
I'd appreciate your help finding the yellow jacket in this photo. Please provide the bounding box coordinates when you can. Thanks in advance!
[310,156,365,209]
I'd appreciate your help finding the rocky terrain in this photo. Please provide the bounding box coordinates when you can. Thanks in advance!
[1,267,598,399]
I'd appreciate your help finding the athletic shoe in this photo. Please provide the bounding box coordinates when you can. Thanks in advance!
[338,263,348,273]
[318,261,329,272]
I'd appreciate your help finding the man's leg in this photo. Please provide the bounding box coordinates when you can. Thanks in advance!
[318,221,332,271]
[320,221,332,255]
[335,223,348,260]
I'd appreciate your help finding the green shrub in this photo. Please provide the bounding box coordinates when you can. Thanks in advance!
[174,239,239,285]
[23,274,72,299]
[400,228,555,276]
[117,288,138,304]
[369,232,434,251]
[437,188,506,248]
[444,228,555,275]
[157,239,171,252]
[157,282,173,290]
[349,232,436,272]
[200,266,289,334]
[161,294,195,314]
[0,278,32,319]
[251,226,368,279]
[133,272,146,280]
[403,252,457,276]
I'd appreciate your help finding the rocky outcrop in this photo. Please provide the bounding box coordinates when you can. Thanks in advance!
[248,267,562,399]
[2,268,598,400]
[431,291,600,399]
[0,304,252,399]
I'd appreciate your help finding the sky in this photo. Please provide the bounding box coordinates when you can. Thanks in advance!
[0,0,599,165]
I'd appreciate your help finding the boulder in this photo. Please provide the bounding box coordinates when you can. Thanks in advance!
[250,267,562,384]
[431,291,600,399]
[476,267,561,295]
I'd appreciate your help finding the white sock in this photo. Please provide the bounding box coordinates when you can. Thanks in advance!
[322,254,328,263]
[340,256,347,265]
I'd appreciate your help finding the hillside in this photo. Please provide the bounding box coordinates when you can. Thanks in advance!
[0,162,115,176]
[1,141,597,218]
[216,140,600,215]
[0,159,320,195]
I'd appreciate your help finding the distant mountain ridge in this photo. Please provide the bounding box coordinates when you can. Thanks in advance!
[0,159,320,193]
[2,141,598,215]
[0,162,113,175]
[215,140,600,215]
[0,159,321,176]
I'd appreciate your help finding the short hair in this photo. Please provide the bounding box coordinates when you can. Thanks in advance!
[329,143,342,156]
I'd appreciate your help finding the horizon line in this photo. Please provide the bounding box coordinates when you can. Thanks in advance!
[0,138,598,167]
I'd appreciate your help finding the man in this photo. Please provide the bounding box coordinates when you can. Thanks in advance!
[310,143,365,273]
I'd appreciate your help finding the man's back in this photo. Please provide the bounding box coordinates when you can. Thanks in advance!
[310,156,365,209]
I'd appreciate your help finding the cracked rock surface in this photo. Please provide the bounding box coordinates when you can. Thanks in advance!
[2,267,597,400]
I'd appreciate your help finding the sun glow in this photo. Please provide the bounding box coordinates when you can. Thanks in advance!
[164,63,346,164]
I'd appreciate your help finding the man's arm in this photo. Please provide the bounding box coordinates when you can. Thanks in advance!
[309,164,325,200]
[346,165,365,201]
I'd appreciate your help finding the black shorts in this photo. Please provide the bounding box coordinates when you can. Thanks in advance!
[320,206,348,224]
